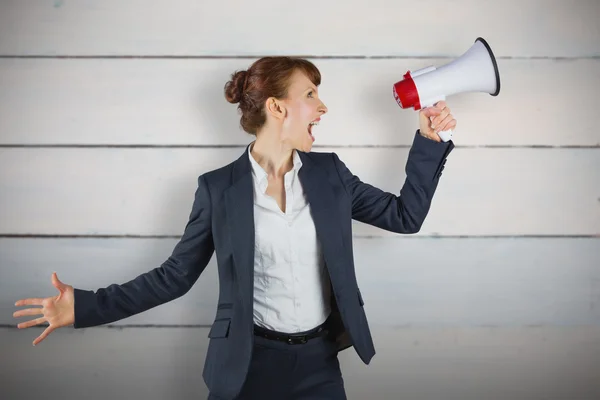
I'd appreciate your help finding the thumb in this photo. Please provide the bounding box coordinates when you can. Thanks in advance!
[420,106,440,119]
[51,272,65,292]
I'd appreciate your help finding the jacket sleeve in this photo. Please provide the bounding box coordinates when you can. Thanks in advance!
[73,174,215,328]
[332,130,454,234]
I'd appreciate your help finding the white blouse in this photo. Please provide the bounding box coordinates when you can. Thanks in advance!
[248,143,332,333]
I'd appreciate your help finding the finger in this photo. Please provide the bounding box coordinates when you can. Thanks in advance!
[432,109,450,127]
[433,114,452,132]
[420,106,441,118]
[437,111,454,128]
[15,298,45,307]
[33,325,55,346]
[442,119,457,131]
[434,100,447,110]
[52,272,65,292]
[13,307,44,318]
[17,317,47,329]
[436,116,457,133]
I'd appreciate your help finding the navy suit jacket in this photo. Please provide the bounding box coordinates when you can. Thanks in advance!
[73,130,454,399]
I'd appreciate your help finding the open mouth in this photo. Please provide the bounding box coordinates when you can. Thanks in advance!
[308,120,319,142]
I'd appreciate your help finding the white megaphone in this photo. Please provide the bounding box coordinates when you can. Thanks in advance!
[393,37,501,142]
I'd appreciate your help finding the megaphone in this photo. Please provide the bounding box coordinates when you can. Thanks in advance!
[393,37,500,142]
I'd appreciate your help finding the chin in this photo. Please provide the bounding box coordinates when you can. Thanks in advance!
[300,141,313,153]
[303,137,315,152]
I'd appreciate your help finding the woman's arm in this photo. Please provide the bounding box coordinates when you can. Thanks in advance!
[73,174,215,328]
[332,131,453,234]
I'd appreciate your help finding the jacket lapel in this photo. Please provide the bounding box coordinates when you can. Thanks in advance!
[224,146,255,303]
[297,152,347,289]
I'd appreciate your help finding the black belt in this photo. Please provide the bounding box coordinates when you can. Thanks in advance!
[254,322,329,345]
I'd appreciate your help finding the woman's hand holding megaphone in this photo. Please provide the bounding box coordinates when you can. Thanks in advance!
[418,100,457,143]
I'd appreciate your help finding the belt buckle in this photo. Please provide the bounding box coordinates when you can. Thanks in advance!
[286,335,308,345]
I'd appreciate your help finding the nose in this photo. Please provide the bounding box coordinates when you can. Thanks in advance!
[318,100,328,114]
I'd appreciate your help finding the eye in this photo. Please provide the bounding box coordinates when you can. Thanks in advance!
[307,91,314,98]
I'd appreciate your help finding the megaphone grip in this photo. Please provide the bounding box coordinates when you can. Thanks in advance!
[437,129,453,142]
[422,98,453,142]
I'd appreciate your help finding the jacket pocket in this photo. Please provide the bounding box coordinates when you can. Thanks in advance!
[357,289,364,307]
[208,318,231,338]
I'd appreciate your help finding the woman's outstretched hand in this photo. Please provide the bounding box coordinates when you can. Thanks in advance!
[13,272,75,346]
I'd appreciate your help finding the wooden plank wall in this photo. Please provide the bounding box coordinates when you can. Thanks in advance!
[1,1,599,399]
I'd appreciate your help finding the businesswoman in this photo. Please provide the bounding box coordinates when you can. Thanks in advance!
[14,56,456,400]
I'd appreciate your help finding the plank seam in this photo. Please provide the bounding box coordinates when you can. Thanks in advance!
[0,234,598,239]
[1,145,599,149]
[1,324,597,329]
[0,55,599,60]
[0,324,212,329]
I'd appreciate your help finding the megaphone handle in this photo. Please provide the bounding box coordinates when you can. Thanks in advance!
[423,106,453,142]
[422,95,453,142]
[437,129,453,142]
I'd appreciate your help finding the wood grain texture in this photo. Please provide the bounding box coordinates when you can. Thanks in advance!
[0,0,598,57]
[2,326,599,400]
[4,238,599,326]
[1,148,598,236]
[1,58,599,146]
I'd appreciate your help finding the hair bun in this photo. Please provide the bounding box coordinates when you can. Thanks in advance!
[224,70,247,104]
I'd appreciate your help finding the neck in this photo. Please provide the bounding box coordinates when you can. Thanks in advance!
[250,130,294,178]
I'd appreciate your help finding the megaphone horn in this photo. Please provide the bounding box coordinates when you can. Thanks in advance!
[393,37,501,142]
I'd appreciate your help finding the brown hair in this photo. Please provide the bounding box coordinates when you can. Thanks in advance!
[224,57,321,135]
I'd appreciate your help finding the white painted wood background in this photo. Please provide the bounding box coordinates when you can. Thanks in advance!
[1,1,599,399]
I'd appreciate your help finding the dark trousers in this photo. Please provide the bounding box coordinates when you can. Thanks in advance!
[208,324,347,400]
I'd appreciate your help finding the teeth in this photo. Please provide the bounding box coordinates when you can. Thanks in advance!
[309,121,319,126]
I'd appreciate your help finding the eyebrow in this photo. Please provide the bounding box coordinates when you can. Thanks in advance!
[305,86,317,93]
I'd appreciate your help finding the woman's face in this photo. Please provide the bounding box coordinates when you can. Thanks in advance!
[276,70,328,152]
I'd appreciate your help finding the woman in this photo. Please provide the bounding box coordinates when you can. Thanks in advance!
[14,56,456,400]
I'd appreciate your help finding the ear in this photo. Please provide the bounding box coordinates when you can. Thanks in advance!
[265,97,286,120]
